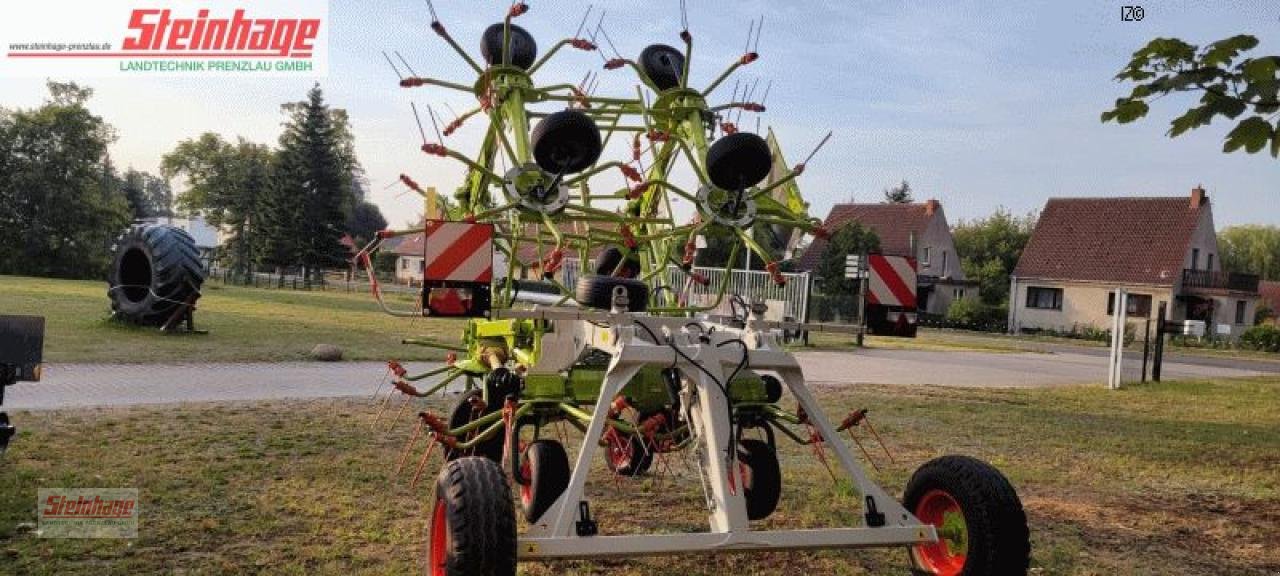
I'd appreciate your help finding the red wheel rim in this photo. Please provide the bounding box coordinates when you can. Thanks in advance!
[605,430,631,470]
[429,498,449,576]
[519,458,532,507]
[913,489,968,576]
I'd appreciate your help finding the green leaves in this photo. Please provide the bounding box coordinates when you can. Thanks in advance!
[1100,99,1149,124]
[1222,116,1274,154]
[1202,35,1259,67]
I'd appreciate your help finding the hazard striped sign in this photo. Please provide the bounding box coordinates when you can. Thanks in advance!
[423,220,493,283]
[867,254,917,309]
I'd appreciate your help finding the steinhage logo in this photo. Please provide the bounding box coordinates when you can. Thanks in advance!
[123,8,320,57]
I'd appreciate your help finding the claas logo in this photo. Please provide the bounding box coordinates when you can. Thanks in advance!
[122,8,321,57]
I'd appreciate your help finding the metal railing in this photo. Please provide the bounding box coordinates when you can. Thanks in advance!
[1182,269,1260,293]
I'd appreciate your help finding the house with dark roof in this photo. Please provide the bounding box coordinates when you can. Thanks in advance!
[796,199,977,315]
[1009,187,1261,339]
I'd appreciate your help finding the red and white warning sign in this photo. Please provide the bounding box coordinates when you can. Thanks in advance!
[867,254,917,309]
[424,220,493,283]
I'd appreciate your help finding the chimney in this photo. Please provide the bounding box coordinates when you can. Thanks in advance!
[1190,186,1206,208]
[925,198,940,216]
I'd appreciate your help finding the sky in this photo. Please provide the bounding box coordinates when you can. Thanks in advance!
[1,0,1277,228]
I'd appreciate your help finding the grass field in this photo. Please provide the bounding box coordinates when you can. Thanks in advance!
[2,377,1277,575]
[0,275,465,363]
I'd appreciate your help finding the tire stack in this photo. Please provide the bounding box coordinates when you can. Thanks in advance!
[107,224,206,326]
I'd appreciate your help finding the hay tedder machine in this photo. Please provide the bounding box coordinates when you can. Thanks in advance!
[357,3,1029,574]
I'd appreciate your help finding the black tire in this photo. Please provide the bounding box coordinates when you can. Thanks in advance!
[593,246,640,278]
[446,390,504,462]
[575,275,648,312]
[738,439,781,520]
[530,110,602,175]
[639,44,685,91]
[903,455,1030,576]
[428,457,516,576]
[480,23,537,70]
[519,439,569,523]
[602,430,652,477]
[760,374,784,404]
[706,132,772,191]
[107,224,205,326]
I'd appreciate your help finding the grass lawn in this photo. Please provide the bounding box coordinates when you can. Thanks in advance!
[2,377,1277,575]
[0,275,465,363]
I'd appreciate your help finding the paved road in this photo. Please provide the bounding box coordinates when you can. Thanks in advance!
[4,348,1267,410]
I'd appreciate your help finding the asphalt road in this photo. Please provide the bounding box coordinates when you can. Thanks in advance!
[4,347,1268,410]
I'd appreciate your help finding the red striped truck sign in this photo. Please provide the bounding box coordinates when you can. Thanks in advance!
[421,220,493,317]
[866,254,917,309]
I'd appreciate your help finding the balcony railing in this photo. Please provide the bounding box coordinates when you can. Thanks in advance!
[1182,269,1260,293]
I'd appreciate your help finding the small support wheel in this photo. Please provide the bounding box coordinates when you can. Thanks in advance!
[428,457,516,576]
[602,428,652,477]
[903,455,1030,576]
[738,439,781,520]
[518,439,569,523]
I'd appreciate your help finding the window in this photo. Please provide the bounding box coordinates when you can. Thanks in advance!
[921,247,931,267]
[953,288,965,299]
[1207,253,1214,271]
[941,250,949,276]
[1191,248,1200,270]
[1025,287,1063,310]
[419,260,425,273]
[1236,300,1247,324]
[1107,293,1152,318]
[400,259,407,270]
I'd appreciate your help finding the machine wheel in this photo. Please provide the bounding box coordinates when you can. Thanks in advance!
[428,457,516,576]
[639,44,685,91]
[706,132,772,191]
[903,455,1030,576]
[760,374,784,403]
[480,23,537,69]
[518,439,569,523]
[602,428,652,477]
[738,439,781,520]
[107,224,205,326]
[530,110,602,175]
[593,246,640,278]
[575,275,649,312]
[446,390,503,462]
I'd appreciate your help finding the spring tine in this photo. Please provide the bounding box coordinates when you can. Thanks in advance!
[381,51,404,81]
[743,17,754,55]
[372,389,395,427]
[753,16,764,53]
[388,394,412,431]
[847,429,881,472]
[410,102,429,146]
[370,367,390,402]
[598,25,622,60]
[395,51,418,77]
[426,104,445,143]
[410,435,439,489]
[396,418,426,475]
[574,4,592,38]
[802,130,833,166]
[423,0,439,23]
[863,418,895,464]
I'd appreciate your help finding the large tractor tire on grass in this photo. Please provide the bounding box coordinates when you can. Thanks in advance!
[575,275,648,312]
[903,455,1030,576]
[107,224,205,326]
[428,457,516,576]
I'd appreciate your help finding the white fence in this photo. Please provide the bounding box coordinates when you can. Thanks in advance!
[560,258,811,321]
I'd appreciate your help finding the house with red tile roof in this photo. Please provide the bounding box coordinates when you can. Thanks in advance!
[1009,187,1261,339]
[796,199,977,315]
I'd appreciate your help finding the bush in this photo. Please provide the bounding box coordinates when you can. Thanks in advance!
[1240,324,1280,353]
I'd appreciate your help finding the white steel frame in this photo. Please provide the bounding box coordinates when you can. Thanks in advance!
[493,305,937,560]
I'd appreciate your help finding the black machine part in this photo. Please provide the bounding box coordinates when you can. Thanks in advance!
[0,314,45,454]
